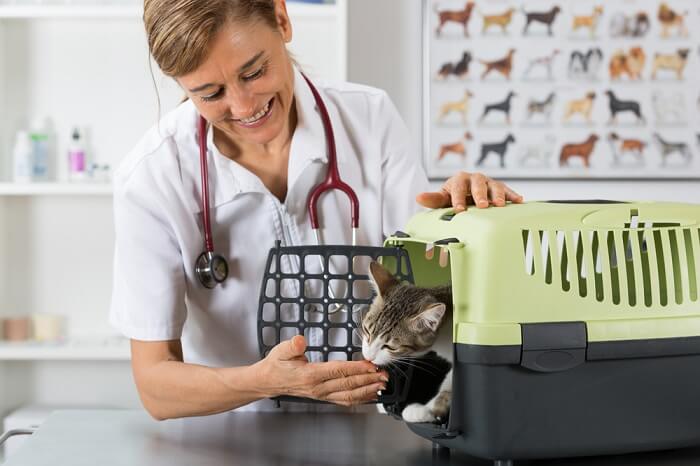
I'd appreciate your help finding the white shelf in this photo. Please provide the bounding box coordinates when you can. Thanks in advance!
[0,4,142,18]
[0,1,337,19]
[0,336,130,361]
[0,182,112,196]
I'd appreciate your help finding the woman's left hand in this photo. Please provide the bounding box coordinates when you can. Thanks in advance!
[416,171,523,212]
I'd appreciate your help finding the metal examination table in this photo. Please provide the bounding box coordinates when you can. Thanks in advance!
[3,409,700,465]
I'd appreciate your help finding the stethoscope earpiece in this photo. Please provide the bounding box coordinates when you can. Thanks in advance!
[195,251,229,289]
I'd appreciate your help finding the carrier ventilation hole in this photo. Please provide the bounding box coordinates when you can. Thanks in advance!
[521,226,699,307]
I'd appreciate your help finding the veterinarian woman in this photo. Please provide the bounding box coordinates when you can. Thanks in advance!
[110,0,523,420]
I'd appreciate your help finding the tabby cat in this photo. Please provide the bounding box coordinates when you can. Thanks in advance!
[361,261,453,423]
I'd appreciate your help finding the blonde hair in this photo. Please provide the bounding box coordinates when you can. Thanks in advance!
[144,0,277,77]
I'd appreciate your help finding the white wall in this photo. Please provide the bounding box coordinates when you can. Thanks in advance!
[347,0,700,201]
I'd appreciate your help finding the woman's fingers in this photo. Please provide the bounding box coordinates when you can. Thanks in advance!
[467,173,489,208]
[488,180,507,207]
[312,372,388,400]
[416,171,523,211]
[324,382,386,406]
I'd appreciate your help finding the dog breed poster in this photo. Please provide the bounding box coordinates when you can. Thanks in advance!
[425,0,699,179]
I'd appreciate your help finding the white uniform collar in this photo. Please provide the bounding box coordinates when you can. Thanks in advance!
[205,65,329,205]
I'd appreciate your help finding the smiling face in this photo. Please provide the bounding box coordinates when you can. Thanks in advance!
[176,10,295,148]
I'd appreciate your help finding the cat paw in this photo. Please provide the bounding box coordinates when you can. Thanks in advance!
[402,403,436,423]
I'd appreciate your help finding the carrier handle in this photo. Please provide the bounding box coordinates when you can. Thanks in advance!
[0,428,36,446]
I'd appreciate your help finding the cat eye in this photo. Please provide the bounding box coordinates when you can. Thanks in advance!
[382,344,397,351]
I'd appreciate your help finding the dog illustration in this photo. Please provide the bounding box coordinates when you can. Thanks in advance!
[652,90,686,124]
[437,51,472,80]
[522,6,561,36]
[610,11,650,37]
[651,49,690,80]
[526,92,556,121]
[437,132,473,162]
[608,132,646,166]
[572,6,603,38]
[568,47,603,80]
[518,135,557,167]
[559,134,599,168]
[605,90,645,125]
[653,133,692,166]
[480,49,515,80]
[479,7,515,35]
[435,1,475,37]
[522,49,560,80]
[437,90,473,126]
[479,91,516,125]
[563,92,596,124]
[658,3,688,38]
[477,134,515,168]
[609,47,645,80]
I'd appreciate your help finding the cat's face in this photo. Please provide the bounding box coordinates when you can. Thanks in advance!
[361,261,446,367]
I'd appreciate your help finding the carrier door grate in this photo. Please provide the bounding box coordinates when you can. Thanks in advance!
[521,224,700,307]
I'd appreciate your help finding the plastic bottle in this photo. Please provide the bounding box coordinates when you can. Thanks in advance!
[12,131,33,183]
[30,118,50,181]
[67,127,86,181]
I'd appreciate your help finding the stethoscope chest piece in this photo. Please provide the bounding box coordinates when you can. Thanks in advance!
[195,251,229,289]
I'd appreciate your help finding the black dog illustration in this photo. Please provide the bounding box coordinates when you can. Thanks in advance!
[437,51,472,79]
[477,134,516,167]
[522,6,561,36]
[479,91,516,124]
[605,90,645,125]
[568,47,603,79]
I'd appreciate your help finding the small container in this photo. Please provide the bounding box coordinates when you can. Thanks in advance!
[67,127,86,181]
[2,317,31,341]
[31,313,65,342]
[12,131,33,183]
[30,118,50,182]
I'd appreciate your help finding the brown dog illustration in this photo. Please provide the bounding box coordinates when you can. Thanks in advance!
[658,3,688,37]
[437,90,473,125]
[560,134,599,168]
[572,6,603,37]
[651,49,689,80]
[608,132,646,165]
[609,47,646,80]
[437,132,473,161]
[563,92,596,123]
[435,1,475,37]
[479,7,515,34]
[480,49,515,80]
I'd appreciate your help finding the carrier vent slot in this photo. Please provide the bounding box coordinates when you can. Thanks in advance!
[522,230,535,275]
[684,229,698,301]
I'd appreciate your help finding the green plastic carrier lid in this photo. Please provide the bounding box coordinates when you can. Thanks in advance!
[385,201,700,347]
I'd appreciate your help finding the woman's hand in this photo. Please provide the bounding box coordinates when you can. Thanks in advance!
[254,335,389,406]
[416,171,523,212]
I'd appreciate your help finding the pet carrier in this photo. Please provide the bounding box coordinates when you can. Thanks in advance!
[380,200,700,465]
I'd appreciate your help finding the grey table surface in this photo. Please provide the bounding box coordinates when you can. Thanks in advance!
[4,409,700,466]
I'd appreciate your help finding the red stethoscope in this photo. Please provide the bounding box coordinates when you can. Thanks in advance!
[195,74,360,289]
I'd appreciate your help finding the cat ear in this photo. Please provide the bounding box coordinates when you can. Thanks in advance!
[368,261,399,297]
[410,303,446,332]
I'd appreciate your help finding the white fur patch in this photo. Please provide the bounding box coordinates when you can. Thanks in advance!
[402,403,436,423]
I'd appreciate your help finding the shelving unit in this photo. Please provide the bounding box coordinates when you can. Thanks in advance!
[0,336,129,361]
[0,182,112,195]
[0,0,348,445]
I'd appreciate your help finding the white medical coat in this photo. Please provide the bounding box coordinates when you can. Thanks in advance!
[110,67,430,411]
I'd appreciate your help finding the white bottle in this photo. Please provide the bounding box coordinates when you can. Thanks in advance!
[30,117,50,182]
[12,131,33,183]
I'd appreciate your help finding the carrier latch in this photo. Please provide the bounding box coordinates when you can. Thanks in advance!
[520,322,587,372]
